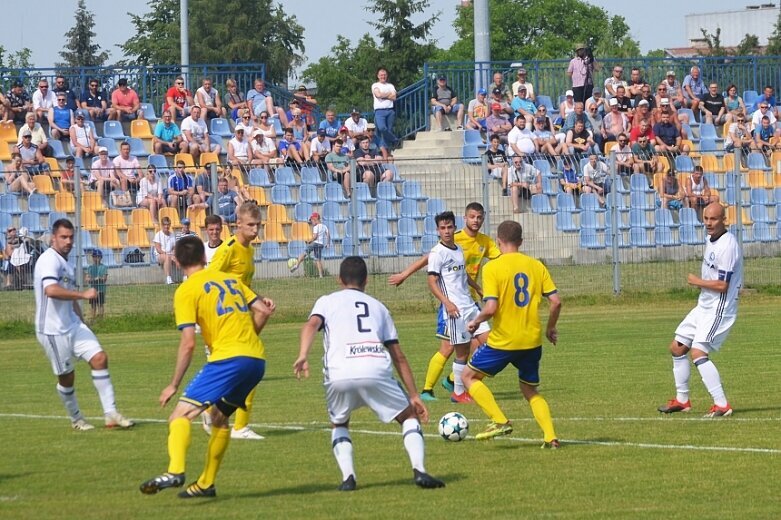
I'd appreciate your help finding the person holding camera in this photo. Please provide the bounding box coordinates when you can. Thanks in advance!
[567,43,596,104]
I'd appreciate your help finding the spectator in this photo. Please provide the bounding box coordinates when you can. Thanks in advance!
[752,85,777,117]
[559,157,580,196]
[190,169,212,209]
[48,93,74,140]
[278,127,304,168]
[485,103,512,143]
[251,129,281,167]
[290,108,311,158]
[224,78,245,121]
[632,135,659,185]
[585,102,603,147]
[511,68,535,101]
[508,155,542,213]
[507,115,536,157]
[701,82,726,126]
[325,138,351,197]
[227,127,251,171]
[235,108,257,134]
[662,72,685,110]
[657,171,683,210]
[614,133,634,186]
[59,156,85,193]
[308,128,331,169]
[532,116,562,158]
[18,112,50,157]
[365,123,391,161]
[164,76,194,121]
[653,98,685,138]
[489,71,512,101]
[84,249,108,320]
[289,212,329,278]
[69,113,96,158]
[293,84,318,128]
[153,112,184,154]
[682,66,705,117]
[683,165,719,215]
[32,79,56,122]
[510,86,536,124]
[202,214,224,263]
[79,78,109,120]
[561,101,591,135]
[344,108,368,138]
[6,81,32,124]
[489,87,514,118]
[113,141,141,195]
[138,164,166,223]
[167,161,194,215]
[750,101,777,131]
[602,98,629,144]
[0,88,7,122]
[431,75,464,131]
[485,134,509,195]
[604,65,627,100]
[566,119,596,158]
[558,90,576,123]
[16,130,47,174]
[585,88,608,117]
[466,88,489,131]
[354,134,393,189]
[627,68,646,97]
[195,77,226,121]
[724,84,745,126]
[632,84,656,111]
[207,177,240,223]
[52,76,78,111]
[631,99,652,129]
[181,105,220,164]
[4,153,35,195]
[109,78,142,121]
[535,105,556,132]
[3,226,32,290]
[174,218,198,242]
[337,126,355,154]
[246,78,287,126]
[613,86,632,116]
[567,43,595,104]
[153,216,176,285]
[654,111,681,157]
[255,110,275,139]
[582,154,610,206]
[318,109,341,144]
[372,67,399,150]
[90,147,121,199]
[753,115,777,157]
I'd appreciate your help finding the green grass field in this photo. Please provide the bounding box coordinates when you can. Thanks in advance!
[1,296,780,519]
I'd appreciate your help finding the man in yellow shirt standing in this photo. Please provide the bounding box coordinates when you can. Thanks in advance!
[139,236,275,498]
[463,220,562,447]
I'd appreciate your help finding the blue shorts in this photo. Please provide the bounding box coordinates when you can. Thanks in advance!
[181,356,265,410]
[468,344,542,386]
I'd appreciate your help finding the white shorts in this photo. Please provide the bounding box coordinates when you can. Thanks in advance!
[36,323,103,376]
[437,303,490,345]
[324,377,410,425]
[674,306,736,354]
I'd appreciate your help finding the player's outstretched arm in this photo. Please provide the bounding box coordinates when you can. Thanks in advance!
[250,297,275,334]
[161,327,197,406]
[387,254,429,286]
[294,315,322,380]
[545,293,562,345]
[387,342,428,423]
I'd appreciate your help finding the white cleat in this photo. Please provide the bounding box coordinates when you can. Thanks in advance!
[105,411,135,429]
[230,426,264,440]
[201,413,212,435]
[72,418,95,431]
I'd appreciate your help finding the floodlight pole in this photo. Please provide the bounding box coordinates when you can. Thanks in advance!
[473,0,491,90]
[180,0,189,78]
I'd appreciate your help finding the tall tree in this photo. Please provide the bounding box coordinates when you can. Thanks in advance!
[0,46,34,69]
[698,28,728,57]
[58,0,110,68]
[735,34,760,56]
[765,10,781,55]
[119,0,304,84]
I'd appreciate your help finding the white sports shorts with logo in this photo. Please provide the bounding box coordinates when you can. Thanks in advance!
[325,377,410,425]
[674,306,736,354]
[36,322,103,376]
[436,303,490,345]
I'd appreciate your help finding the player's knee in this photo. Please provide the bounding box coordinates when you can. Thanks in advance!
[395,405,416,424]
[519,382,538,401]
[89,351,108,369]
[669,340,688,357]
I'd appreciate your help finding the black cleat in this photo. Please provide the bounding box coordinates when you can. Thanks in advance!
[338,474,356,491]
[413,469,445,489]
[139,472,185,495]
[178,482,216,499]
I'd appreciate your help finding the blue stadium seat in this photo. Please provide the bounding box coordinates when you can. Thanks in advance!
[354,182,375,202]
[294,202,313,222]
[462,144,482,164]
[322,242,340,259]
[299,183,320,204]
[556,192,579,212]
[580,210,604,230]
[322,219,341,241]
[605,225,627,248]
[148,154,172,176]
[344,218,370,240]
[28,193,52,214]
[747,152,769,171]
[376,200,399,221]
[355,201,373,222]
[426,198,446,216]
[383,163,404,183]
[542,176,559,195]
[750,188,771,205]
[533,159,552,177]
[209,118,233,138]
[325,182,349,203]
[341,236,365,257]
[48,211,67,225]
[579,228,605,249]
[422,234,439,252]
[699,123,721,141]
[377,181,401,201]
[679,208,701,227]
[630,208,653,228]
[0,212,13,233]
[455,215,464,230]
[97,137,119,158]
[402,181,428,201]
[531,194,555,214]
[322,201,347,222]
[675,155,695,173]
[287,240,307,259]
[654,225,678,246]
[775,187,781,207]
[271,185,295,205]
[724,186,741,206]
[0,193,22,214]
[260,241,286,261]
[370,237,395,257]
[272,117,283,136]
[742,90,759,107]
[398,217,422,238]
[580,193,603,212]
[654,208,677,227]
[680,224,703,245]
[630,227,654,247]
[275,166,299,186]
[401,198,424,219]
[371,218,393,238]
[750,204,772,223]
[536,95,555,115]
[103,121,127,139]
[99,248,122,268]
[463,129,484,145]
[753,222,773,242]
[423,215,437,235]
[703,172,719,189]
[80,229,95,250]
[249,168,273,187]
[555,211,578,232]
[127,137,149,158]
[48,139,69,160]
[699,138,718,153]
[630,173,653,192]
[630,190,654,210]
[140,103,158,122]
[396,235,420,256]
[678,108,698,127]
[300,166,325,185]
[20,211,44,233]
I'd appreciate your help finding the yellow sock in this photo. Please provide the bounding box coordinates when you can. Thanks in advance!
[197,426,230,489]
[529,394,557,442]
[233,387,257,431]
[167,417,191,474]
[423,352,448,391]
[467,380,508,424]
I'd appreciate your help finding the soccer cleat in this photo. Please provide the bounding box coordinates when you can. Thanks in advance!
[542,439,561,449]
[178,482,216,499]
[337,475,356,491]
[139,472,185,495]
[413,469,445,489]
[420,390,436,402]
[704,404,733,418]
[450,392,473,404]
[658,399,692,414]
[71,418,95,431]
[475,421,513,440]
[201,413,212,435]
[231,426,265,440]
[440,376,454,393]
[105,412,134,429]
[166,276,173,285]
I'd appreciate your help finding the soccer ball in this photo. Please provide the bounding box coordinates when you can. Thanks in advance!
[438,412,469,441]
[287,258,298,271]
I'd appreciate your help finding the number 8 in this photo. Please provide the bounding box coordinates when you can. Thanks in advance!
[514,273,529,307]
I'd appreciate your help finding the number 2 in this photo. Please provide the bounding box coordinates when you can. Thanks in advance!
[204,280,248,316]
[355,301,371,332]
[513,273,530,307]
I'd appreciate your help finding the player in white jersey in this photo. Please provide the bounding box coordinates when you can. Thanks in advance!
[658,203,742,418]
[202,214,224,266]
[426,211,490,404]
[34,218,133,431]
[294,256,444,491]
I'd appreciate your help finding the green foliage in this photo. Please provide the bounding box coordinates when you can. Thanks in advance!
[58,0,110,68]
[766,10,781,56]
[699,27,728,57]
[735,34,761,57]
[444,0,640,61]
[0,46,34,69]
[644,49,668,58]
[119,0,305,84]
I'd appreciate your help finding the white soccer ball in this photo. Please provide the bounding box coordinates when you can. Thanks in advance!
[287,258,297,270]
[438,412,469,441]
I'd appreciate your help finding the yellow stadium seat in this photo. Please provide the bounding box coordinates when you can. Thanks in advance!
[700,154,720,173]
[747,169,769,188]
[199,151,220,169]
[0,121,17,143]
[186,206,207,228]
[0,143,13,161]
[604,141,618,155]
[774,172,781,188]
[82,210,100,231]
[723,154,747,172]
[174,153,200,174]
[33,174,56,195]
[265,204,290,224]
[158,207,182,228]
[771,150,781,174]
[81,191,105,212]
[55,191,75,213]
[104,209,128,230]
[680,139,699,158]
[652,172,665,193]
[131,207,155,229]
[290,222,311,241]
[127,224,151,248]
[725,206,752,226]
[245,186,268,206]
[98,227,123,249]
[44,157,61,178]
[229,168,245,187]
[130,119,153,139]
[657,155,670,174]
[263,222,288,243]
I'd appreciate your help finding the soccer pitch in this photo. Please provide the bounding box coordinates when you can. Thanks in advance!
[1,297,779,519]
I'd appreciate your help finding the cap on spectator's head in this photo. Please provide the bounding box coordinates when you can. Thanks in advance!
[181,218,191,225]
[351,107,360,114]
[535,117,546,123]
[117,78,128,86]
[366,123,376,130]
[592,88,601,94]
[21,129,32,137]
[91,249,103,258]
[317,128,326,136]
[75,112,84,119]
[191,104,201,110]
[291,108,301,116]
[492,87,502,95]
[339,126,349,133]
[575,43,586,50]
[660,98,670,105]
[437,75,446,81]
[565,89,574,97]
[478,87,487,95]
[637,99,649,106]
[98,146,108,153]
[517,68,527,74]
[12,80,23,87]
[666,70,675,76]
[288,99,299,106]
[297,84,307,91]
[491,103,501,110]
[609,98,619,106]
[252,129,263,138]
[65,155,75,163]
[518,85,527,91]
[310,212,320,220]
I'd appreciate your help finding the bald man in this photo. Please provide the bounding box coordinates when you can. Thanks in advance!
[658,203,742,418]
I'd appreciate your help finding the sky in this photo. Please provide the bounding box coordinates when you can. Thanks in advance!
[2,0,763,73]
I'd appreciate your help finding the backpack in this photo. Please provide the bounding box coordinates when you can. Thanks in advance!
[124,248,145,264]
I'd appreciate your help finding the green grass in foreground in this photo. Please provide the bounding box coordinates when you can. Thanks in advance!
[1,297,780,518]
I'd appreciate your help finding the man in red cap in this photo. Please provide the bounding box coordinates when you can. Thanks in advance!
[486,103,512,143]
[290,212,330,278]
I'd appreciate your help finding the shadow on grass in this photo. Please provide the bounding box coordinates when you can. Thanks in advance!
[733,406,781,414]
[0,473,32,484]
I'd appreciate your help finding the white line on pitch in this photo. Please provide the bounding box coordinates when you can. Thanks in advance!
[2,412,779,455]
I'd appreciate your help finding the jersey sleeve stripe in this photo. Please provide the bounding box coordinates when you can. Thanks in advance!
[246,296,258,307]
[483,296,498,301]
[542,289,558,296]
[178,323,195,330]
[310,313,325,330]
[383,339,399,347]
[41,276,60,282]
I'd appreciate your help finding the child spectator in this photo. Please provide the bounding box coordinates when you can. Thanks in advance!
[289,212,330,278]
[85,249,108,320]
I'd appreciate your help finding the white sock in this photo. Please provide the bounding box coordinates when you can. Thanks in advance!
[695,357,728,407]
[91,369,117,415]
[672,355,690,403]
[452,359,466,395]
[402,418,425,473]
[331,427,354,481]
[57,384,82,421]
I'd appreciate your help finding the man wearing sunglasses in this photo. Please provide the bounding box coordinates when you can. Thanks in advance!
[164,77,194,121]
[80,79,109,121]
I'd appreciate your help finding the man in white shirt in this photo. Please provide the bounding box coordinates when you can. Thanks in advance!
[510,68,536,101]
[202,214,224,265]
[181,105,220,164]
[33,218,133,431]
[154,216,177,285]
[344,108,368,138]
[32,79,57,122]
[507,115,536,156]
[113,141,141,194]
[195,77,226,121]
[294,256,445,491]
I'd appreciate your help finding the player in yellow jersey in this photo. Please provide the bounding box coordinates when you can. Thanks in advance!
[202,201,267,440]
[388,202,501,400]
[139,236,275,498]
[463,220,562,447]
